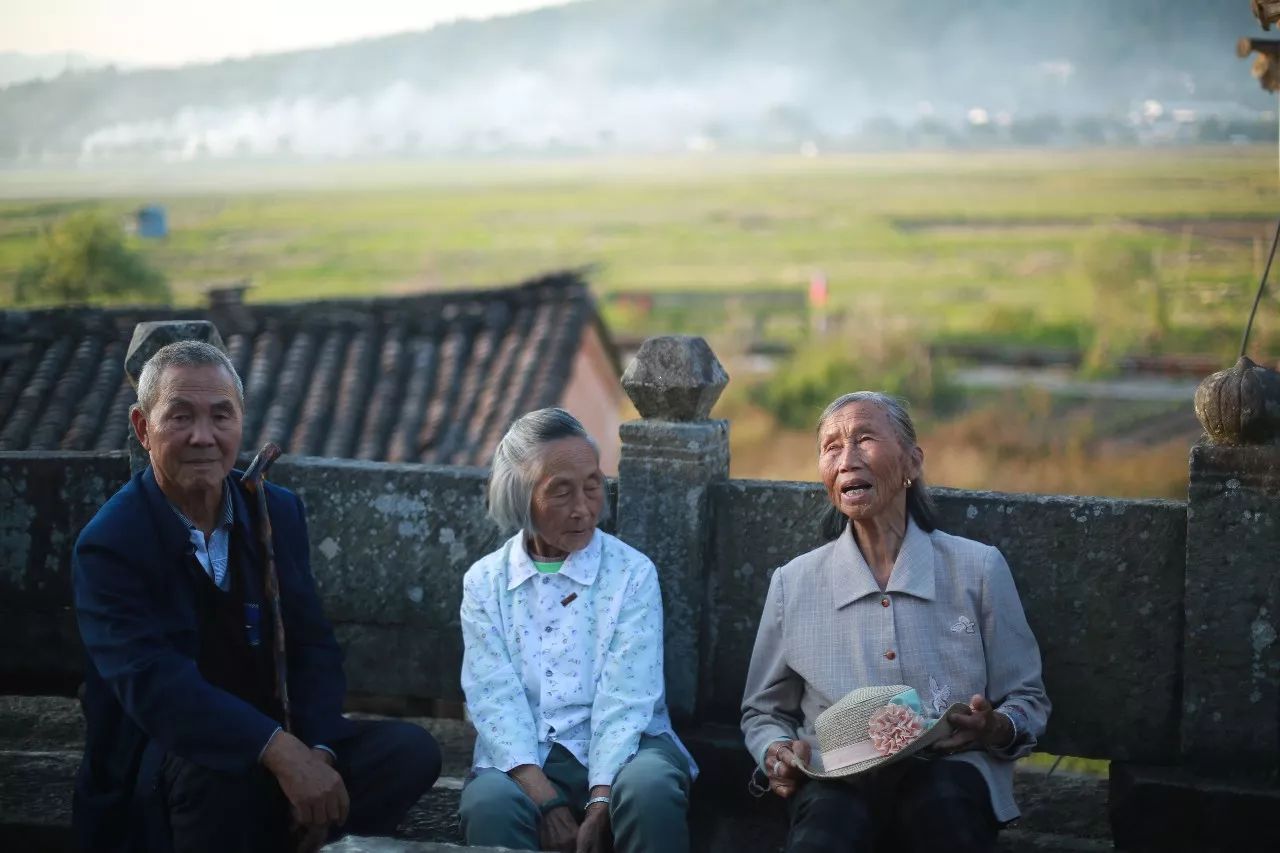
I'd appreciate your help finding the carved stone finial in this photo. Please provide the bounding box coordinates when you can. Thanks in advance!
[621,335,728,421]
[125,320,227,388]
[1194,356,1280,445]
[1255,0,1280,31]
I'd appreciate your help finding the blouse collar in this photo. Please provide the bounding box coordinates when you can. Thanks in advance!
[505,528,603,591]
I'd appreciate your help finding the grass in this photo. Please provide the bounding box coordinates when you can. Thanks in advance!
[1,147,1273,497]
[1,149,1275,353]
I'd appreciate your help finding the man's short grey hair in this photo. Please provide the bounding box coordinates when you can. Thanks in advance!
[488,407,605,535]
[816,391,938,537]
[135,340,244,414]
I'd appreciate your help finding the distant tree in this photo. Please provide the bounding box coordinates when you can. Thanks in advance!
[15,210,169,305]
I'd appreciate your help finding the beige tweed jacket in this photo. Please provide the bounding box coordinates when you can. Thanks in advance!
[740,518,1050,823]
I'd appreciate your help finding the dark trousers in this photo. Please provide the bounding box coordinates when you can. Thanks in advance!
[786,758,998,853]
[162,720,441,853]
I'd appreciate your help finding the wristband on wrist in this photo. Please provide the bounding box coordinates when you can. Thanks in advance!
[538,794,569,815]
[584,795,611,811]
[991,708,1020,749]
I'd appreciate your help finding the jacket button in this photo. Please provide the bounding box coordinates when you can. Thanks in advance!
[884,650,897,661]
[881,597,890,607]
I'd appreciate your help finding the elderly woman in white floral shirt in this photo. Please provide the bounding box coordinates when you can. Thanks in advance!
[458,408,697,853]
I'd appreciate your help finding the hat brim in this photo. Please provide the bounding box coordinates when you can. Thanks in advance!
[793,702,972,780]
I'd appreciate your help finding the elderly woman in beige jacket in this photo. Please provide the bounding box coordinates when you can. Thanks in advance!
[740,391,1049,853]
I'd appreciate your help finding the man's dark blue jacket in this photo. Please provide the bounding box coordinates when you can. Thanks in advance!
[71,466,355,852]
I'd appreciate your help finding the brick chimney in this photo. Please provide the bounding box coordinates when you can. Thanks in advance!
[206,280,253,333]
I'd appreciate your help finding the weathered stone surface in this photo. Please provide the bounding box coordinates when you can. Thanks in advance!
[1110,763,1280,852]
[323,842,515,853]
[0,696,1111,853]
[123,320,227,387]
[0,452,617,704]
[621,336,728,421]
[0,451,130,693]
[1183,444,1280,772]
[0,697,479,851]
[267,458,496,703]
[616,420,730,720]
[706,480,1187,763]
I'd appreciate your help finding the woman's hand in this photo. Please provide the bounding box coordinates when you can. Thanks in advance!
[509,764,579,852]
[541,805,581,853]
[575,803,611,853]
[764,739,811,799]
[934,694,1014,753]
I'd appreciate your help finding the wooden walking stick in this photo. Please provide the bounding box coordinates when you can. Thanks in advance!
[241,442,291,732]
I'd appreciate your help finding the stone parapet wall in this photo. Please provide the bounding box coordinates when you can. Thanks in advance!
[0,451,129,695]
[706,481,1187,763]
[0,452,621,706]
[2,450,1184,762]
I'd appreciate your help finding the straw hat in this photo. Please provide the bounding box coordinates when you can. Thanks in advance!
[793,684,970,780]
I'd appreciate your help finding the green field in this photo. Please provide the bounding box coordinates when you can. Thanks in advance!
[2,147,1273,497]
[1,148,1276,358]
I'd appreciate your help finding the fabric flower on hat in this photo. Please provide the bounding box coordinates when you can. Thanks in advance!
[868,703,926,756]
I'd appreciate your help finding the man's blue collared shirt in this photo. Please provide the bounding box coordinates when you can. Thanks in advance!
[169,485,235,591]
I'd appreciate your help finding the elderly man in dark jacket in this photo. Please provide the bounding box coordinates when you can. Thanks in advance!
[72,340,440,853]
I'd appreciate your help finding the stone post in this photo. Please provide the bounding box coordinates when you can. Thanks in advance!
[1183,444,1280,768]
[1111,357,1280,850]
[124,320,228,474]
[616,336,729,723]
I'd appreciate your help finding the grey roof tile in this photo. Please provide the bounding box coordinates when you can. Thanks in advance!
[0,270,612,467]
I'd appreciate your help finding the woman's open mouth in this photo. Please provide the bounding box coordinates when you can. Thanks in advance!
[840,480,872,501]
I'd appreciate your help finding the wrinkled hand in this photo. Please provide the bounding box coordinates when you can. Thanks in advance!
[575,804,611,853]
[290,748,339,852]
[934,695,1013,753]
[262,731,350,829]
[540,805,580,853]
[764,739,811,799]
[290,821,329,853]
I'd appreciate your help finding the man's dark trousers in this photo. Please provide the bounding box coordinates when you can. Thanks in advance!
[163,720,441,852]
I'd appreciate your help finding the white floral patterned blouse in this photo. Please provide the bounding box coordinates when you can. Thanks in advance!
[460,529,697,787]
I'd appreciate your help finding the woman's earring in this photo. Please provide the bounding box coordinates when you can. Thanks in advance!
[904,478,913,488]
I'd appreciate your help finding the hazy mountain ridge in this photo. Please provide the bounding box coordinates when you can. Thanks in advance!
[0,50,118,88]
[1,0,1267,161]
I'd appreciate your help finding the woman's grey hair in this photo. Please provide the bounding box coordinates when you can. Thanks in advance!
[135,340,244,414]
[487,407,606,535]
[817,391,938,539]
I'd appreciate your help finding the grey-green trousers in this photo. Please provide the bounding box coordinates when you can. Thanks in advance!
[459,734,692,853]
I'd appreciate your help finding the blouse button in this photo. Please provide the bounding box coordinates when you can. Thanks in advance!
[545,669,553,677]
[881,597,890,607]
[884,650,897,661]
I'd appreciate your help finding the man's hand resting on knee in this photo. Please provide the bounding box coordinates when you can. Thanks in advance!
[262,731,350,831]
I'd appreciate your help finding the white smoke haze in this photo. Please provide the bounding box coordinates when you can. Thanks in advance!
[6,0,1273,165]
[79,62,816,161]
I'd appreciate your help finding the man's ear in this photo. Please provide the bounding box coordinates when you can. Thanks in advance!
[129,406,151,452]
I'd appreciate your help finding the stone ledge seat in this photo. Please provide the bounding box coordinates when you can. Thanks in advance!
[0,697,1108,853]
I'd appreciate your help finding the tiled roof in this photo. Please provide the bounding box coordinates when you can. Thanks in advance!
[0,271,616,466]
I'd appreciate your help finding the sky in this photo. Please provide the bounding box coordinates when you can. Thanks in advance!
[2,0,570,67]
